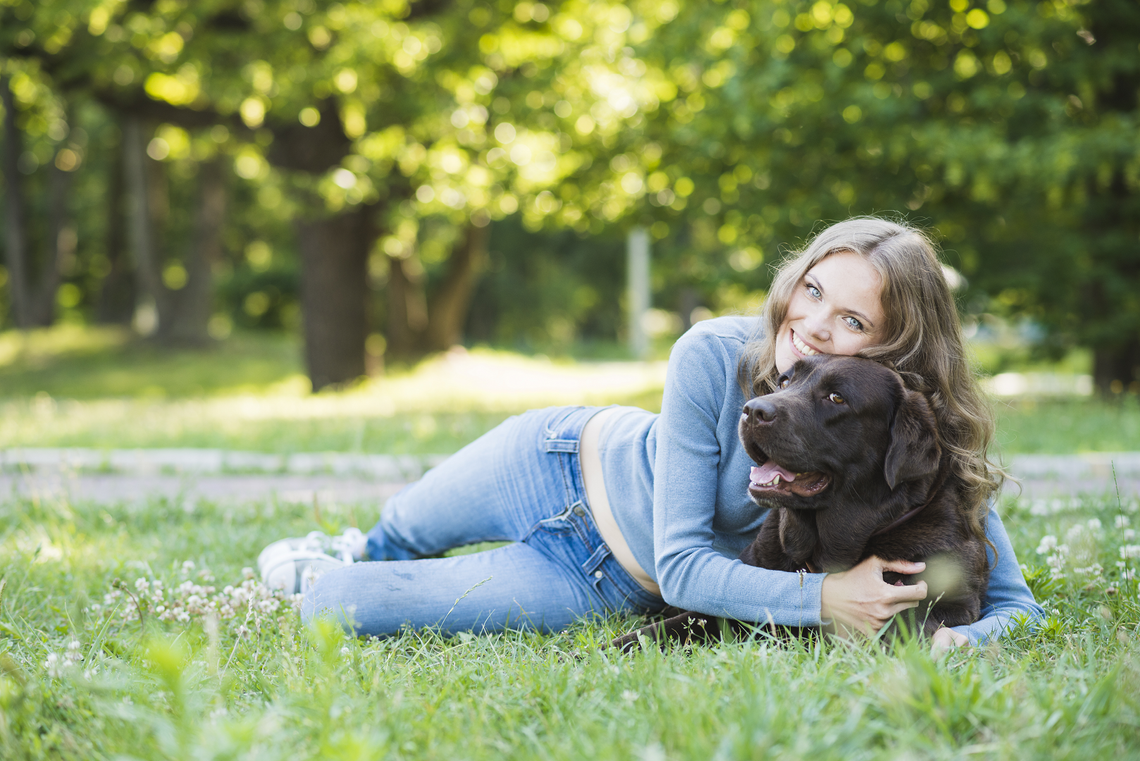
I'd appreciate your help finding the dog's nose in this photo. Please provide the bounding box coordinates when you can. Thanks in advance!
[743,397,778,424]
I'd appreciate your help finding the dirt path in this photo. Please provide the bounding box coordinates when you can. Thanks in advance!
[2,448,1138,508]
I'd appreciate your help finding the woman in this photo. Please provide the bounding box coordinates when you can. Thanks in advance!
[261,216,1043,652]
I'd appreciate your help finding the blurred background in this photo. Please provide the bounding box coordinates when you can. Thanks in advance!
[0,0,1138,457]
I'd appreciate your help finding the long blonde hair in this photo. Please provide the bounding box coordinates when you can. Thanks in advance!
[738,216,1001,544]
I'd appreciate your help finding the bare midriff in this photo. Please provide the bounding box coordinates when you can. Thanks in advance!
[580,408,662,597]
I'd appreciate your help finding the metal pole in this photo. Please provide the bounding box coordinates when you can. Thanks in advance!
[627,226,650,359]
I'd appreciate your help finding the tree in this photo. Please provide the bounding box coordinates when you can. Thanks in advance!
[1,0,650,385]
[0,64,77,327]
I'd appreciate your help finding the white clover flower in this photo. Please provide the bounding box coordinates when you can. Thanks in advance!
[182,560,196,573]
[242,567,256,580]
[1116,516,1131,529]
[1125,529,1136,541]
[1036,535,1058,554]
[1065,524,1085,542]
[1087,518,1102,531]
[1120,545,1140,560]
[135,578,150,592]
[44,652,70,678]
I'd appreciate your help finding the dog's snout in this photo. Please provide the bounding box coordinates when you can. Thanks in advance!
[743,397,778,424]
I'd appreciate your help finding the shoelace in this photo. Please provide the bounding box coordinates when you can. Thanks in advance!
[315,529,364,563]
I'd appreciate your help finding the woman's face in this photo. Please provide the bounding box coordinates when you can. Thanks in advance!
[774,251,885,374]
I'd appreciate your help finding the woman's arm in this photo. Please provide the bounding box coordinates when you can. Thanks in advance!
[651,319,943,630]
[650,319,833,626]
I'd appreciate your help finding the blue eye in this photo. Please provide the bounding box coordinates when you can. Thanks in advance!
[807,285,821,299]
[843,315,864,331]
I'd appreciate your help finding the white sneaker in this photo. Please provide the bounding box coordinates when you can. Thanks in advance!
[256,528,367,575]
[261,549,350,595]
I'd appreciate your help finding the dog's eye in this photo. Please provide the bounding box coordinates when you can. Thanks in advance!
[779,377,791,389]
[827,392,846,404]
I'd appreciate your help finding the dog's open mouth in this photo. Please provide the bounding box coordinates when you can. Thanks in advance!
[749,461,831,498]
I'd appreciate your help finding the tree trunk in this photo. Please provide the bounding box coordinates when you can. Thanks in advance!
[29,144,74,326]
[386,250,429,358]
[1093,339,1140,396]
[1,74,31,328]
[677,286,700,334]
[297,205,373,391]
[1085,6,1140,397]
[121,114,166,336]
[164,158,224,344]
[423,222,490,351]
[96,131,135,325]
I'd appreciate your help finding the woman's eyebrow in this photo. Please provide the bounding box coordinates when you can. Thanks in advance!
[808,271,878,329]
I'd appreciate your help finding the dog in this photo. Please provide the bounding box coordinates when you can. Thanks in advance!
[611,354,989,652]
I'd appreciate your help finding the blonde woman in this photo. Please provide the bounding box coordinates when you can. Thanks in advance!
[261,216,1043,653]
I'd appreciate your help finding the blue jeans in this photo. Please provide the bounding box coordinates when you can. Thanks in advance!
[302,406,666,636]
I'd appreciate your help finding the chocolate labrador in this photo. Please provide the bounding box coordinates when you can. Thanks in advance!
[611,354,989,651]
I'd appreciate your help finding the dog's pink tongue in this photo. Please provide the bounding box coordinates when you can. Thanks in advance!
[750,462,797,485]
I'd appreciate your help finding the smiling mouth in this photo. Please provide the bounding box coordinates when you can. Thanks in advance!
[749,460,831,498]
[791,330,821,357]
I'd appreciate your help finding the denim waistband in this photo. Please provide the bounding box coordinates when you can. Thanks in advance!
[537,406,664,612]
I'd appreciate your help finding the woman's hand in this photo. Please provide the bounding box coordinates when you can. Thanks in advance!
[930,626,969,657]
[820,555,927,637]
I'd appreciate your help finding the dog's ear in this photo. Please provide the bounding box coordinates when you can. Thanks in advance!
[884,389,941,490]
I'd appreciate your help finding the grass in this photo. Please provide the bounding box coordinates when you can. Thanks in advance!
[1,326,1138,456]
[0,490,1137,760]
[1,325,1139,758]
[994,396,1140,455]
[0,327,667,455]
[0,326,302,399]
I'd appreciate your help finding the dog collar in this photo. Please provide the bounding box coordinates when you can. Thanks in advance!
[868,466,951,539]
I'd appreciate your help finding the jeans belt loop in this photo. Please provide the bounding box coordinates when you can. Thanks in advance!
[544,437,579,453]
[582,542,610,576]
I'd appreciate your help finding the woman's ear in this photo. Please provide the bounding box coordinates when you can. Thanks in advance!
[884,389,941,490]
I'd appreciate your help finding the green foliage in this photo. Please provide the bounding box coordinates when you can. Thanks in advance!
[0,490,1138,760]
[3,0,1139,376]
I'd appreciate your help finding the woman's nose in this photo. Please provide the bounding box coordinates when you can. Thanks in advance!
[804,310,830,342]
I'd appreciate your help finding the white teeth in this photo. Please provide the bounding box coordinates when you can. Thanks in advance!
[792,332,819,356]
[773,475,781,486]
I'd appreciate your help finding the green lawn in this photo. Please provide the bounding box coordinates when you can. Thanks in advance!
[1,326,1138,759]
[1,326,1137,456]
[0,490,1136,759]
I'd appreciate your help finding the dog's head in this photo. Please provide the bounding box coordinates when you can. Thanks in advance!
[739,355,941,512]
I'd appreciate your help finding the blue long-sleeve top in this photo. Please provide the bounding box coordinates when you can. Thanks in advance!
[598,315,1044,643]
